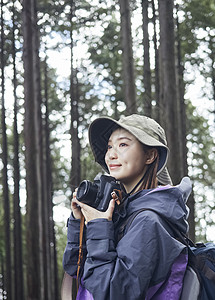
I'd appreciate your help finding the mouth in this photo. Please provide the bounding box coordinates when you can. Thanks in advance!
[108,164,122,170]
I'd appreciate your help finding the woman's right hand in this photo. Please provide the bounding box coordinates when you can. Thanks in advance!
[71,188,82,219]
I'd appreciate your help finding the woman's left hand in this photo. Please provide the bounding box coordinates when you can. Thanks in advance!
[73,198,115,224]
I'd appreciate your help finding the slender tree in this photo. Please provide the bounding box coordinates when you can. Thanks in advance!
[141,0,152,117]
[209,36,215,124]
[12,0,24,298]
[70,0,81,192]
[158,0,182,184]
[175,5,188,176]
[70,6,82,295]
[151,0,160,121]
[22,0,44,298]
[119,0,136,114]
[175,4,196,241]
[41,92,52,300]
[1,1,12,298]
[43,54,59,300]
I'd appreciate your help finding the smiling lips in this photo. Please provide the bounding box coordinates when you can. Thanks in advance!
[109,164,122,170]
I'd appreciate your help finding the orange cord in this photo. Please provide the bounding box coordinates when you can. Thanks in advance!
[76,214,85,291]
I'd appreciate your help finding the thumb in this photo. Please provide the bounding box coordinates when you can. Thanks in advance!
[106,199,115,221]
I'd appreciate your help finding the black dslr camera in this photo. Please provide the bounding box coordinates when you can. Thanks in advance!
[76,175,121,212]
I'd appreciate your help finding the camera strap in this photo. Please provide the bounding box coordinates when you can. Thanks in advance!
[112,189,123,205]
[125,174,146,198]
[76,214,85,291]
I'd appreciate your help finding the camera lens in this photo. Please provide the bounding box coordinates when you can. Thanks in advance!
[76,180,98,207]
[76,181,88,200]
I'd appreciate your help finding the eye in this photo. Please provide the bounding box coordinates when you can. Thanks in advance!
[107,144,112,150]
[119,143,127,147]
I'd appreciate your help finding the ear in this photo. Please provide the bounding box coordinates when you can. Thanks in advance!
[145,148,158,165]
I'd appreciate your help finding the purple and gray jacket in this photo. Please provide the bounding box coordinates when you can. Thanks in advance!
[63,177,191,300]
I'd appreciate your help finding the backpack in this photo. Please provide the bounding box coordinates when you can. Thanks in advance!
[117,208,215,300]
[187,242,215,300]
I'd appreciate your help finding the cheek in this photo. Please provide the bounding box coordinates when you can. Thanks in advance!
[104,152,108,164]
[129,154,146,169]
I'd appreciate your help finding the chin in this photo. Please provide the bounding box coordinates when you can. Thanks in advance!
[109,173,120,180]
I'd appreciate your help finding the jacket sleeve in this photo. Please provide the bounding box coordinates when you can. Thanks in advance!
[62,213,86,276]
[83,212,186,300]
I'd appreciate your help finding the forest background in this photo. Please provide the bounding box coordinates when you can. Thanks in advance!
[0,0,215,299]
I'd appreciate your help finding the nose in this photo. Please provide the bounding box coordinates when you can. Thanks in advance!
[106,147,118,160]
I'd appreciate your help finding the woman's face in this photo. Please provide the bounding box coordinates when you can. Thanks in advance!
[105,128,150,192]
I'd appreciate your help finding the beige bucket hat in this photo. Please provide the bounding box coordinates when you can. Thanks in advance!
[89,114,172,185]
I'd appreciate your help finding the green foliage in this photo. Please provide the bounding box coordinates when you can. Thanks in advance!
[87,13,125,117]
[179,1,215,243]
[179,0,215,77]
[183,0,215,30]
[187,102,215,186]
[186,100,215,241]
[81,144,104,182]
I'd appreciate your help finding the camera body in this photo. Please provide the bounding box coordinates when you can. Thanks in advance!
[76,175,121,212]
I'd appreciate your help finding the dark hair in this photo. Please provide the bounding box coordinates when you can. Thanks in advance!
[137,145,159,190]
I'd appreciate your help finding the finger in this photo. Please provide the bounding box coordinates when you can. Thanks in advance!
[74,198,84,207]
[105,199,115,220]
[71,198,77,209]
[71,200,78,209]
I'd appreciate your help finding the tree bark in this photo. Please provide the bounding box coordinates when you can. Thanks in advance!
[70,0,81,193]
[151,0,160,122]
[119,0,136,114]
[142,0,152,117]
[175,5,195,241]
[44,54,59,300]
[23,0,44,298]
[12,0,25,298]
[158,0,182,185]
[1,1,12,299]
[209,35,215,123]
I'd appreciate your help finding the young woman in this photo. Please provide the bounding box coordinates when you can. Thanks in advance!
[63,114,191,300]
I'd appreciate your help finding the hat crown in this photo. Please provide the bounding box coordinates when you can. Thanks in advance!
[119,115,167,146]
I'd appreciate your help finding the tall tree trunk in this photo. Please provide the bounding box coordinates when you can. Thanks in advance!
[41,110,52,300]
[175,5,187,178]
[12,0,25,298]
[70,4,80,297]
[32,0,46,298]
[40,57,51,300]
[44,55,59,300]
[70,0,81,192]
[158,0,181,185]
[209,35,215,124]
[23,0,44,298]
[175,4,195,241]
[142,0,152,117]
[119,0,136,114]
[151,0,160,122]
[1,1,12,299]
[23,0,40,297]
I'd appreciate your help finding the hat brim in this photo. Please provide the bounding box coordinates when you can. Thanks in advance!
[157,167,172,185]
[89,117,169,175]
